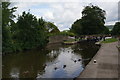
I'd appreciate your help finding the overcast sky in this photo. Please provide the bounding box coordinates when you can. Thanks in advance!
[9,0,119,31]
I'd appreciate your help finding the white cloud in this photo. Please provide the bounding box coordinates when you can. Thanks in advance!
[105,20,118,25]
[9,0,119,31]
[44,11,54,20]
[10,0,119,2]
[88,2,118,25]
[44,2,85,31]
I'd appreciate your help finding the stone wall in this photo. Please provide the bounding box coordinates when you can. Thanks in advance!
[48,35,70,44]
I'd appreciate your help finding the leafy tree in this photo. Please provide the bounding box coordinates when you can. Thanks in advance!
[70,5,108,35]
[61,30,75,36]
[45,22,60,33]
[70,19,83,35]
[14,12,48,50]
[2,2,17,53]
[112,22,120,35]
[81,5,106,35]
[37,18,49,48]
[103,26,110,34]
[2,2,59,53]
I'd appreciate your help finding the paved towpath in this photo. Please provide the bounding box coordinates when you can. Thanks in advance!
[77,42,119,78]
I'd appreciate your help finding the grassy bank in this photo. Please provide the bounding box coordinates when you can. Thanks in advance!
[101,38,118,43]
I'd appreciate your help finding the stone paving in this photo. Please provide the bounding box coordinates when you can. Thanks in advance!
[77,42,119,78]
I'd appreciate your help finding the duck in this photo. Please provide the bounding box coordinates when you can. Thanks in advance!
[54,67,58,70]
[74,60,77,63]
[78,59,81,61]
[63,65,66,68]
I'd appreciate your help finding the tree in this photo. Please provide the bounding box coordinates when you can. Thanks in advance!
[81,5,107,35]
[44,22,60,34]
[103,26,110,34]
[112,22,120,35]
[2,2,17,53]
[61,30,75,36]
[70,5,108,35]
[70,19,83,35]
[15,12,48,50]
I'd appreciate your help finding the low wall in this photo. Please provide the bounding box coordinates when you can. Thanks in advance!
[48,35,70,44]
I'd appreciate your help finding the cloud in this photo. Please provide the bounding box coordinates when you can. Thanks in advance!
[44,11,54,20]
[43,2,85,31]
[9,0,119,31]
[105,21,118,25]
[89,2,118,25]
[10,0,119,2]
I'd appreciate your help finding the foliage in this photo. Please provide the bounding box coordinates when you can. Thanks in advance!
[60,30,75,36]
[45,22,60,33]
[70,5,109,35]
[81,5,106,34]
[70,19,83,35]
[106,25,114,31]
[103,26,110,34]
[14,12,48,50]
[112,22,120,35]
[2,2,61,54]
[2,2,50,53]
[2,2,17,53]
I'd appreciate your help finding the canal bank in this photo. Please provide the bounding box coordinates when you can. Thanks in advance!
[77,41,119,78]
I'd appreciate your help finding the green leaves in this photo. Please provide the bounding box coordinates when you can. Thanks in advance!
[70,4,108,35]
[2,2,60,53]
[2,2,49,53]
[81,5,106,35]
[112,22,120,35]
[2,2,17,53]
[44,22,60,33]
[15,12,48,50]
[70,19,83,35]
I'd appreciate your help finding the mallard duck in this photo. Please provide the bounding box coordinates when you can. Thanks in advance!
[78,59,81,61]
[63,65,66,68]
[54,67,58,70]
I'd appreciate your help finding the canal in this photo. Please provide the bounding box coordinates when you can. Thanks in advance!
[2,42,99,79]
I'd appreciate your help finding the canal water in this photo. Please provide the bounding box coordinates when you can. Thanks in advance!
[2,42,99,78]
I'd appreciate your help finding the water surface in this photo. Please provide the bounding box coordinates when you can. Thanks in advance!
[2,42,99,78]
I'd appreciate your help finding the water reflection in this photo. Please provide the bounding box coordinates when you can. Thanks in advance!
[10,68,19,78]
[2,42,99,78]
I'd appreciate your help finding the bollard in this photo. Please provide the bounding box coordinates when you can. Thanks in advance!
[93,60,97,64]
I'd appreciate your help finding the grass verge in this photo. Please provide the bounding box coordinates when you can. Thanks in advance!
[101,38,118,43]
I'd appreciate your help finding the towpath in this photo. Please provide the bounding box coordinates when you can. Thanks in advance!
[77,42,119,78]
